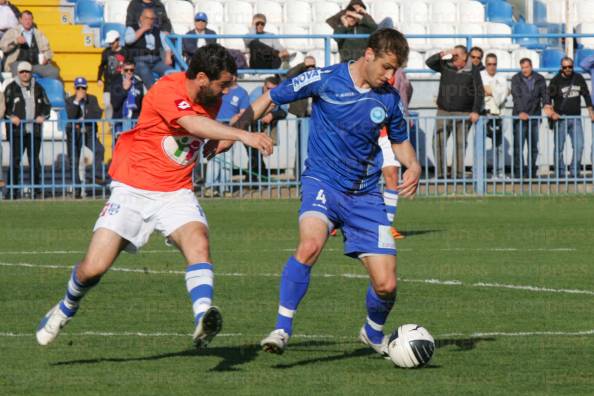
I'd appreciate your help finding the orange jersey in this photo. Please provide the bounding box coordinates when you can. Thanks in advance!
[109,72,220,192]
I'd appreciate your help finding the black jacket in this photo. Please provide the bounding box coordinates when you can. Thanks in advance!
[331,14,377,62]
[511,72,548,115]
[110,74,144,119]
[182,28,217,60]
[546,71,592,116]
[97,47,129,91]
[4,79,51,134]
[125,0,172,33]
[426,53,484,113]
[65,94,103,134]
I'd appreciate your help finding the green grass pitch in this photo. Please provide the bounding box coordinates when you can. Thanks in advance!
[1,196,593,395]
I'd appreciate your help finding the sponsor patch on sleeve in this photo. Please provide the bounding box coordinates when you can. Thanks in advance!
[292,70,321,92]
[175,99,193,111]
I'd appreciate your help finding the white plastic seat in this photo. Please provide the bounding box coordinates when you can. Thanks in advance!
[458,0,485,23]
[307,49,328,67]
[575,0,594,24]
[402,1,429,24]
[483,49,512,70]
[196,1,224,24]
[282,24,311,52]
[313,1,341,23]
[104,0,128,24]
[225,1,253,24]
[400,23,429,50]
[255,0,283,24]
[311,22,337,51]
[545,0,573,24]
[458,23,486,48]
[576,23,594,48]
[511,48,540,69]
[405,50,425,72]
[172,23,190,35]
[431,1,457,23]
[220,24,249,51]
[284,1,312,25]
[371,1,400,24]
[289,50,305,68]
[486,22,514,49]
[429,24,459,49]
[167,0,194,27]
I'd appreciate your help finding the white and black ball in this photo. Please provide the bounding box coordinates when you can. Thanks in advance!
[387,324,435,368]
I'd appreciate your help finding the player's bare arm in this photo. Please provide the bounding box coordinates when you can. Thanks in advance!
[392,140,421,198]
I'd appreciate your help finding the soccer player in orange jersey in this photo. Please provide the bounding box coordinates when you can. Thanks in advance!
[36,45,273,347]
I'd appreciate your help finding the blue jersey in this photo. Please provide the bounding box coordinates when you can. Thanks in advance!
[270,62,407,193]
[217,85,250,122]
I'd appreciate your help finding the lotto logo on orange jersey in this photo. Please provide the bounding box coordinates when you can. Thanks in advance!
[175,99,192,111]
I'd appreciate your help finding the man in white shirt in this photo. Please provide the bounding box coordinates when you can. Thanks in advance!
[481,53,509,179]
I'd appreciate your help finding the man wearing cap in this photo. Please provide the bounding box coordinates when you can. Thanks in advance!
[3,60,51,198]
[97,30,128,120]
[182,12,217,63]
[244,13,289,69]
[0,10,59,78]
[65,77,106,198]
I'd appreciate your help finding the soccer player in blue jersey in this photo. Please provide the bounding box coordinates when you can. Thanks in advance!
[228,28,421,355]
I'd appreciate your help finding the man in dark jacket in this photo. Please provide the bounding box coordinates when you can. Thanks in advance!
[65,77,105,197]
[4,61,50,198]
[110,59,144,137]
[182,12,216,63]
[545,56,594,177]
[426,46,484,179]
[125,0,171,33]
[511,57,547,178]
[327,0,377,62]
[97,30,128,119]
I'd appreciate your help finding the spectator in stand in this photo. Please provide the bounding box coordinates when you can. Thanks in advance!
[97,30,128,120]
[110,59,144,138]
[545,56,594,178]
[126,0,171,33]
[327,0,377,62]
[469,46,484,69]
[511,58,547,178]
[0,0,20,40]
[481,53,508,179]
[285,55,316,118]
[125,7,173,89]
[4,61,51,198]
[183,12,216,63]
[65,77,105,198]
[426,46,484,179]
[0,10,60,78]
[244,14,289,69]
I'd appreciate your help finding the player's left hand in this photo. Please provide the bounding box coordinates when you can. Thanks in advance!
[397,163,421,198]
[203,139,234,160]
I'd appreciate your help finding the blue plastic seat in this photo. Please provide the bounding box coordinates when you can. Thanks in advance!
[36,78,65,108]
[576,49,594,70]
[100,23,126,46]
[74,0,104,28]
[541,49,565,70]
[533,0,547,26]
[487,0,513,26]
[512,22,545,50]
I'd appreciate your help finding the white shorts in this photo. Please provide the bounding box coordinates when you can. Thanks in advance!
[378,136,401,169]
[94,181,208,253]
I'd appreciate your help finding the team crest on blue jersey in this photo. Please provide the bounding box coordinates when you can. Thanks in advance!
[370,106,386,124]
[292,70,321,92]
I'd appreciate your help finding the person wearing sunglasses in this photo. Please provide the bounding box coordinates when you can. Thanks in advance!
[244,13,289,69]
[545,56,594,178]
[97,30,128,120]
[110,59,144,138]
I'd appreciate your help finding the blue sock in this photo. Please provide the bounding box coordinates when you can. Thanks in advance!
[383,189,398,223]
[185,263,214,325]
[59,265,100,318]
[364,285,395,344]
[275,256,312,335]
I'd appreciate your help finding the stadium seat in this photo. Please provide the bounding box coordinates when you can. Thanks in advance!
[486,0,513,25]
[511,48,540,69]
[575,0,594,24]
[458,0,486,23]
[255,0,283,25]
[167,0,194,28]
[544,0,570,24]
[400,24,429,50]
[405,50,426,74]
[172,23,190,35]
[533,0,547,25]
[576,48,594,70]
[196,1,225,24]
[100,23,126,47]
[512,22,545,50]
[402,1,429,24]
[313,1,341,23]
[284,1,312,25]
[429,24,460,49]
[37,78,65,108]
[225,1,253,24]
[220,24,249,52]
[307,49,328,67]
[311,23,337,51]
[576,23,594,49]
[371,1,400,25]
[103,0,128,25]
[458,23,487,48]
[540,48,564,70]
[74,0,104,28]
[486,22,514,49]
[431,1,457,23]
[484,48,512,70]
[282,24,311,52]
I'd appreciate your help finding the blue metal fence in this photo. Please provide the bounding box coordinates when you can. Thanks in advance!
[1,115,593,200]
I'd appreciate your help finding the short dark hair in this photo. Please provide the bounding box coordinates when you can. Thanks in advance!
[367,28,409,67]
[561,56,574,65]
[186,44,237,80]
[519,57,532,66]
[470,46,484,56]
[454,45,468,54]
[123,58,135,66]
[264,75,281,86]
[21,10,33,17]
[485,53,497,61]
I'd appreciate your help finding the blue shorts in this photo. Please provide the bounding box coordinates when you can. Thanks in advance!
[299,177,396,258]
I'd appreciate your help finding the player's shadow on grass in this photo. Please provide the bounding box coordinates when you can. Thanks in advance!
[401,229,442,238]
[435,336,496,351]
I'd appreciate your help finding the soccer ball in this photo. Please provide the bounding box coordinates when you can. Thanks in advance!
[387,324,435,368]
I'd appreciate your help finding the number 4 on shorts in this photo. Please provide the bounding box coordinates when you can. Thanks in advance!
[316,189,326,205]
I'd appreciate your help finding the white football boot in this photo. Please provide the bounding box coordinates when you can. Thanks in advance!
[36,303,71,346]
[192,306,223,348]
[359,326,389,358]
[260,329,290,354]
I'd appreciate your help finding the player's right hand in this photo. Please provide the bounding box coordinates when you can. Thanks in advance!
[242,132,273,156]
